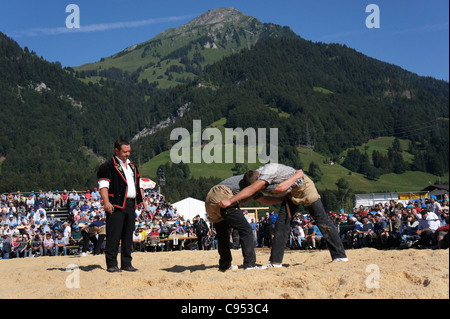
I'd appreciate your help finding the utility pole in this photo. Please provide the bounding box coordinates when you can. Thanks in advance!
[157,166,166,192]
[435,113,440,138]
[306,122,312,156]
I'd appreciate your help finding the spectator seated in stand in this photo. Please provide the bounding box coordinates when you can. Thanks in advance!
[433,222,449,250]
[354,216,375,248]
[132,229,143,252]
[401,213,420,248]
[54,233,67,256]
[43,233,55,256]
[304,221,323,249]
[69,226,83,247]
[416,209,441,248]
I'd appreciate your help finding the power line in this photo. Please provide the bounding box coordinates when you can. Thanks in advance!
[305,122,312,156]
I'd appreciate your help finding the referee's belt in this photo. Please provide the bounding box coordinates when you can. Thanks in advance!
[126,198,136,202]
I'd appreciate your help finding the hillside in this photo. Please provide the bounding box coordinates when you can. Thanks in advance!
[0,32,156,191]
[74,8,297,88]
[132,35,449,170]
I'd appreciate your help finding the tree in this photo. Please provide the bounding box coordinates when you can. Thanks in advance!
[308,161,323,182]
[321,190,339,212]
[388,147,408,174]
[342,149,360,172]
[335,177,354,212]
[336,177,349,190]
[364,164,382,180]
[392,138,402,152]
[232,163,249,175]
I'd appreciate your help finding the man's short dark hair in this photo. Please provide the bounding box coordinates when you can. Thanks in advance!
[114,138,130,151]
[241,170,260,189]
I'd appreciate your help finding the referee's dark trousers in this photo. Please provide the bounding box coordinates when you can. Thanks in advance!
[105,199,136,269]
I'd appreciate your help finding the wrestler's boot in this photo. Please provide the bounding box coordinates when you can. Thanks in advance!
[307,199,348,261]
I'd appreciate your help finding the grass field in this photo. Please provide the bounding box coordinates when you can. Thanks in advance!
[341,136,414,164]
[297,135,449,192]
[298,145,445,192]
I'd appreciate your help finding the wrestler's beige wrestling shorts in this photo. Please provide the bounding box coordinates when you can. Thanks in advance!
[287,175,321,206]
[205,185,234,223]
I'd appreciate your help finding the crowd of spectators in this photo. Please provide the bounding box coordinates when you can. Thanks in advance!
[1,188,448,260]
[251,193,449,251]
[0,188,214,259]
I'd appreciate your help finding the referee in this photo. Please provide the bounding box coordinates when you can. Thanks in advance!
[97,139,146,273]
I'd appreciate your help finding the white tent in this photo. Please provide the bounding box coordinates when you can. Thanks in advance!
[172,197,208,222]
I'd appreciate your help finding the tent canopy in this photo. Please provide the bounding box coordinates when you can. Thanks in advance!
[172,197,208,222]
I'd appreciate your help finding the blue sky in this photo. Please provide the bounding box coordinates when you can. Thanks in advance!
[1,0,448,81]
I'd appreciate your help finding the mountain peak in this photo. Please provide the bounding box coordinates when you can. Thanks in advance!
[185,8,246,27]
[75,8,297,88]
[162,7,257,37]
